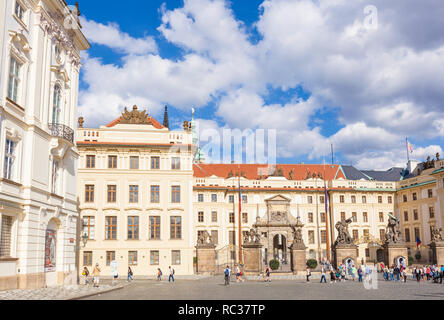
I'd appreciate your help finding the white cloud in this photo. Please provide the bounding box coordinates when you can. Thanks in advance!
[78,0,444,169]
[80,17,158,55]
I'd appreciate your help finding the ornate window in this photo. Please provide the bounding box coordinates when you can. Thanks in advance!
[105,217,117,240]
[150,251,159,265]
[172,250,181,265]
[86,155,95,168]
[211,211,218,223]
[198,194,204,202]
[85,185,94,202]
[83,251,92,266]
[107,185,117,203]
[151,185,160,203]
[129,185,139,203]
[172,157,180,170]
[151,156,160,169]
[129,251,138,265]
[363,212,368,223]
[14,1,25,21]
[82,216,95,239]
[211,194,217,202]
[171,186,180,203]
[242,212,248,224]
[405,228,411,242]
[198,212,204,223]
[0,215,13,257]
[308,212,314,223]
[52,84,62,124]
[7,57,21,103]
[130,156,139,169]
[170,216,182,239]
[108,156,117,169]
[379,212,384,222]
[127,216,139,240]
[229,212,235,223]
[4,139,15,180]
[106,251,115,266]
[149,216,161,240]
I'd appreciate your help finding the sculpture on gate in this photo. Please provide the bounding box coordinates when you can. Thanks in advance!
[243,228,261,245]
[385,217,403,244]
[431,226,443,243]
[196,230,214,247]
[334,218,353,246]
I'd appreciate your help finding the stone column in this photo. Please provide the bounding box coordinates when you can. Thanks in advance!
[430,242,444,266]
[333,244,358,268]
[195,245,217,275]
[290,242,306,275]
[243,244,263,274]
[383,242,408,267]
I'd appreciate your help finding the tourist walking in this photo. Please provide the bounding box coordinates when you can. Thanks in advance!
[157,268,162,281]
[112,267,118,285]
[440,265,444,284]
[330,268,337,283]
[127,267,134,282]
[358,266,363,282]
[320,267,327,283]
[351,265,357,281]
[169,266,175,283]
[306,267,311,282]
[92,263,101,287]
[82,267,90,285]
[236,266,244,283]
[265,266,271,282]
[416,268,421,282]
[224,265,231,285]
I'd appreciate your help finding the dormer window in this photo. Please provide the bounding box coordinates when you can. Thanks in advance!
[15,1,25,21]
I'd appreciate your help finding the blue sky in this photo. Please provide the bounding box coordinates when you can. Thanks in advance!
[76,0,444,169]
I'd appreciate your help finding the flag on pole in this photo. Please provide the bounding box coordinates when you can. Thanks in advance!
[407,139,414,154]
[416,236,422,249]
[238,177,242,215]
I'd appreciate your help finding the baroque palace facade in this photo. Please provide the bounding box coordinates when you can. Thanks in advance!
[77,107,444,276]
[0,0,89,290]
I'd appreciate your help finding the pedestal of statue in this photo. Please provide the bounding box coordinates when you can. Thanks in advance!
[383,242,408,267]
[430,242,444,266]
[290,242,307,275]
[195,245,216,275]
[243,244,263,274]
[333,243,358,268]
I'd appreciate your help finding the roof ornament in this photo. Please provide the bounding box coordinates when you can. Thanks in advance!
[118,105,153,125]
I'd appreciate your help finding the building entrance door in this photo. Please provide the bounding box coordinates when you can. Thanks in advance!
[273,234,287,264]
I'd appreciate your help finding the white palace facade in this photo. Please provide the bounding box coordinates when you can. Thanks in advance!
[0,0,89,290]
[76,107,444,276]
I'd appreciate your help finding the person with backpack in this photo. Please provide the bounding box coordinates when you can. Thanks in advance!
[224,265,231,285]
[127,267,134,282]
[157,268,162,281]
[169,266,175,283]
[82,267,90,285]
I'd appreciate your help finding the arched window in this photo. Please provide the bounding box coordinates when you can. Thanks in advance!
[52,84,61,124]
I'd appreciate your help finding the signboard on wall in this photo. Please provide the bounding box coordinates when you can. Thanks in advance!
[45,229,57,272]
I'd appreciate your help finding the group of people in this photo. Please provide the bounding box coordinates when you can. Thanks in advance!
[81,264,176,286]
[317,264,368,283]
[382,264,407,282]
[223,265,245,285]
[412,265,444,283]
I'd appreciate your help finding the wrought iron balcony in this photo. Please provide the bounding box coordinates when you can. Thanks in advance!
[49,123,74,144]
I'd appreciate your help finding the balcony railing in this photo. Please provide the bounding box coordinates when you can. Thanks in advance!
[49,123,74,144]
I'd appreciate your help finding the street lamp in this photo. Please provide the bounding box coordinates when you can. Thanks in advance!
[81,232,89,248]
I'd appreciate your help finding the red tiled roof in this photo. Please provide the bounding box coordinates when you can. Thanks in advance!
[193,164,344,180]
[105,116,166,129]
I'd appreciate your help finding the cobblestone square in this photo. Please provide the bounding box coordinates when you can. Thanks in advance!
[80,275,444,300]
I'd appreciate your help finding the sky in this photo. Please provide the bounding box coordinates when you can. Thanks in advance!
[75,0,444,170]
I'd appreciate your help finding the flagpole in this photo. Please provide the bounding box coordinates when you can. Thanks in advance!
[406,138,410,163]
[323,158,331,262]
[238,164,243,265]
